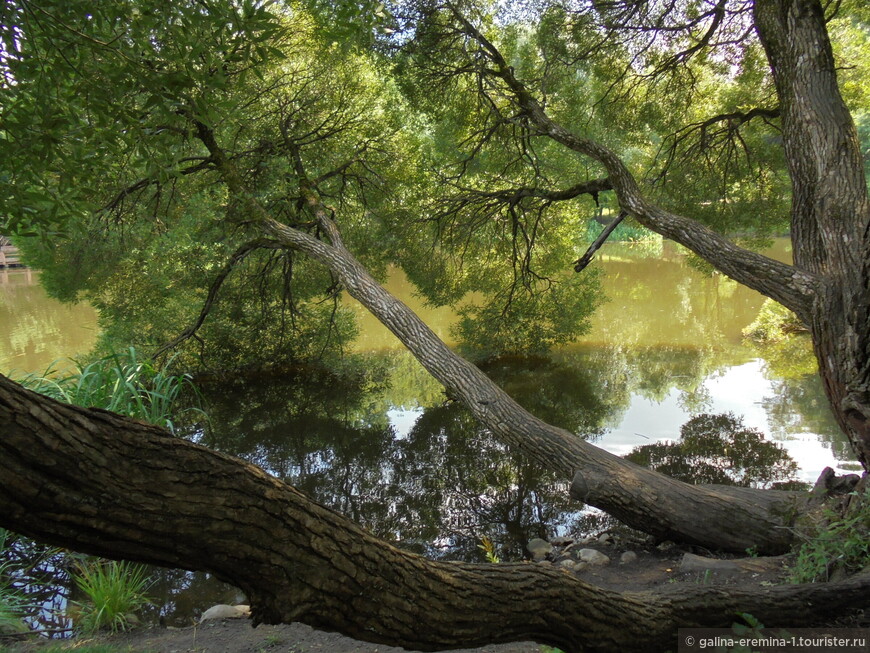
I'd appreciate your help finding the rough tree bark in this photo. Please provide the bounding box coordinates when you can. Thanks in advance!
[451,0,870,467]
[2,376,869,653]
[753,0,870,468]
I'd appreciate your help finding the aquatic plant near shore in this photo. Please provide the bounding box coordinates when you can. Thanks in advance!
[12,347,204,433]
[0,529,31,635]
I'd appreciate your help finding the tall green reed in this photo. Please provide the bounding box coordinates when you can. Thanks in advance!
[13,347,204,433]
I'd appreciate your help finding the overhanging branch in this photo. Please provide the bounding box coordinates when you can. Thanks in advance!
[449,8,819,321]
[151,238,283,361]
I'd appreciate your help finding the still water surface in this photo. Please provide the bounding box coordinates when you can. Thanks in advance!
[0,268,98,374]
[0,240,857,624]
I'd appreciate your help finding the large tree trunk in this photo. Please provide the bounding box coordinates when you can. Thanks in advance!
[753,0,870,467]
[2,375,868,653]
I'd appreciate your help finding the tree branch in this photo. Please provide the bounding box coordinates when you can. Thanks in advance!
[654,107,780,181]
[151,238,284,361]
[445,177,612,205]
[449,8,819,321]
[98,159,215,215]
[574,211,627,272]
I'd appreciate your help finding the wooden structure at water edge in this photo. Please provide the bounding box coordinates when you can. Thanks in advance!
[0,237,22,268]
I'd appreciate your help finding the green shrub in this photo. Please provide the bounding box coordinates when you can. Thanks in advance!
[743,298,807,343]
[790,489,870,583]
[73,560,152,634]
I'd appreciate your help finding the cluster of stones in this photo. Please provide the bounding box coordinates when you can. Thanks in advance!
[526,533,639,572]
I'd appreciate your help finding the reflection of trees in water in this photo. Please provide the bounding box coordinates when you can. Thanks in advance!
[386,402,583,562]
[140,336,839,618]
[553,344,730,423]
[0,531,72,635]
[752,336,851,460]
[763,375,851,460]
[194,342,838,566]
[144,569,242,627]
[198,365,586,563]
[626,414,802,489]
[593,243,769,348]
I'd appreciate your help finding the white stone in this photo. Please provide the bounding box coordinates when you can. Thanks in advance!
[200,604,251,622]
[527,537,553,561]
[578,548,610,566]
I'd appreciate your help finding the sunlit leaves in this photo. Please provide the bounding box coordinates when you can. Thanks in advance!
[0,0,285,236]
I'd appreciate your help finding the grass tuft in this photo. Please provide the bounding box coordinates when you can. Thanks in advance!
[73,560,152,634]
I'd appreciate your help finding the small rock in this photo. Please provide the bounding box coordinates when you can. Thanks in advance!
[537,559,552,566]
[527,537,553,561]
[829,566,849,583]
[550,535,574,546]
[558,558,576,569]
[200,604,251,622]
[656,540,676,552]
[620,551,638,565]
[598,533,612,545]
[578,548,610,566]
[573,561,589,573]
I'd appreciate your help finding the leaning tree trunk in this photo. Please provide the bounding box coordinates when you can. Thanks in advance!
[1,376,868,653]
[263,213,804,554]
[189,121,807,555]
[753,0,870,467]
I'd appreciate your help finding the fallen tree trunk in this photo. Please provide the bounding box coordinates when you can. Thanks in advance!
[1,376,868,653]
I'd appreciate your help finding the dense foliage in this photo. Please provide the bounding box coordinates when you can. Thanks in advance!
[8,0,865,365]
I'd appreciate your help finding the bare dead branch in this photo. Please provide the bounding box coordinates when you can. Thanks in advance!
[574,211,628,272]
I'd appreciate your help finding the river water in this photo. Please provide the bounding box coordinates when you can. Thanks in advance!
[0,239,859,624]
